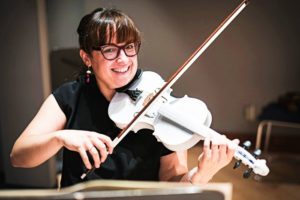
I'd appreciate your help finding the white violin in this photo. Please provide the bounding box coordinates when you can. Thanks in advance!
[109,71,269,177]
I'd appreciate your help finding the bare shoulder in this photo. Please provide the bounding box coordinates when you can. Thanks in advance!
[22,94,67,136]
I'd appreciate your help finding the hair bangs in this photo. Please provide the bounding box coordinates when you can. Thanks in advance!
[114,17,140,44]
[78,8,141,55]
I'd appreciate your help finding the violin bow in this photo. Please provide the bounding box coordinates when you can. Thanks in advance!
[81,0,249,179]
[113,0,249,146]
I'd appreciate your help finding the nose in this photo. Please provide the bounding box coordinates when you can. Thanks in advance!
[116,49,129,63]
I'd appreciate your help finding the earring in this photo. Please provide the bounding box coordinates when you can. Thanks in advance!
[85,66,92,84]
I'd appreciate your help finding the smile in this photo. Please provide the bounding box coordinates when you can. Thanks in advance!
[111,66,129,73]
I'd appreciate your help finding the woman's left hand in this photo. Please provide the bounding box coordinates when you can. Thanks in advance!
[191,136,239,184]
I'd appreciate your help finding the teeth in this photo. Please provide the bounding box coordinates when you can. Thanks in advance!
[112,67,129,73]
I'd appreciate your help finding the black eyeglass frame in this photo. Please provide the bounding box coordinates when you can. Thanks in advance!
[93,42,141,60]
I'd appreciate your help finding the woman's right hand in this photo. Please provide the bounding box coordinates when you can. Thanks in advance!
[57,130,114,170]
[11,95,114,169]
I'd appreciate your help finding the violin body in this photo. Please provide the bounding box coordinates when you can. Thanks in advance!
[108,71,269,177]
[109,71,169,131]
[108,71,212,151]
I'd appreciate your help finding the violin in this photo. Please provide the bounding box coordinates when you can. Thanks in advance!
[109,71,269,177]
[81,0,269,179]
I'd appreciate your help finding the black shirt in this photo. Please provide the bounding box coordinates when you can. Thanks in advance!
[52,76,173,187]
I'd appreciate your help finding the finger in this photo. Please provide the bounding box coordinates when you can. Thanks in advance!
[226,146,236,160]
[218,136,227,161]
[233,138,240,145]
[203,137,210,151]
[93,140,108,163]
[227,139,239,159]
[89,146,101,168]
[96,134,114,154]
[198,152,204,161]
[78,147,92,169]
[211,138,219,162]
[228,139,239,151]
[202,138,212,160]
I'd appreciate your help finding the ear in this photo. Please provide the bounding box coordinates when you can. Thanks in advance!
[80,49,92,67]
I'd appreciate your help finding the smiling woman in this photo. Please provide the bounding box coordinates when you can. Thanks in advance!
[10,7,238,188]
[77,8,141,100]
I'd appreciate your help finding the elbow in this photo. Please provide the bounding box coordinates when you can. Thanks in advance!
[10,137,39,168]
[10,142,25,167]
[10,151,32,168]
[10,152,20,167]
[10,152,41,168]
[10,151,24,168]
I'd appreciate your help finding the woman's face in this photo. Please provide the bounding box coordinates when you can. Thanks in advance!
[89,37,138,93]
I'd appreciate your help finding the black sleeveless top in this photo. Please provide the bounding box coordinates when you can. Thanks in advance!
[52,76,173,187]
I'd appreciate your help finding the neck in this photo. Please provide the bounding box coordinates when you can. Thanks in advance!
[96,81,116,102]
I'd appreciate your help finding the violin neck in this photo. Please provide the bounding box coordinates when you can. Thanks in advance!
[158,103,257,169]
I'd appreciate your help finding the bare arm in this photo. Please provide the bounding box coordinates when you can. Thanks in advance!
[10,95,66,167]
[159,151,189,182]
[10,94,113,169]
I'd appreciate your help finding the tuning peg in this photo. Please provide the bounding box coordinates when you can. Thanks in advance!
[243,168,253,178]
[242,140,251,150]
[233,140,251,170]
[253,149,261,158]
[233,160,242,169]
[242,149,262,179]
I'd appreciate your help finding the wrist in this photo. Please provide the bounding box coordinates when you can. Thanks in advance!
[188,167,198,183]
[189,167,213,184]
[54,131,64,147]
[180,167,198,184]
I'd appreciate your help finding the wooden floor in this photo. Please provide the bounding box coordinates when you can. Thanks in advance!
[188,145,300,200]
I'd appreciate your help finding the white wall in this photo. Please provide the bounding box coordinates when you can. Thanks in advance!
[46,0,300,134]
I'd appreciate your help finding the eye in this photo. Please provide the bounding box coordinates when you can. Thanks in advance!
[102,46,118,54]
[125,43,135,50]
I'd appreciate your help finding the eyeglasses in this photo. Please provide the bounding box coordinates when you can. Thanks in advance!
[93,42,141,60]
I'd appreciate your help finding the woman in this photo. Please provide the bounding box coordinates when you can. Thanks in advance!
[10,8,238,187]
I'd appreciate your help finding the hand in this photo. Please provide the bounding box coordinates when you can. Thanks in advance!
[191,136,239,184]
[57,130,114,169]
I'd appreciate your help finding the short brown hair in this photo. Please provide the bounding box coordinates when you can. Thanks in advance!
[77,8,141,55]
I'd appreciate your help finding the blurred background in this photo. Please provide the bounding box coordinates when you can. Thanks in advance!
[0,0,299,199]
